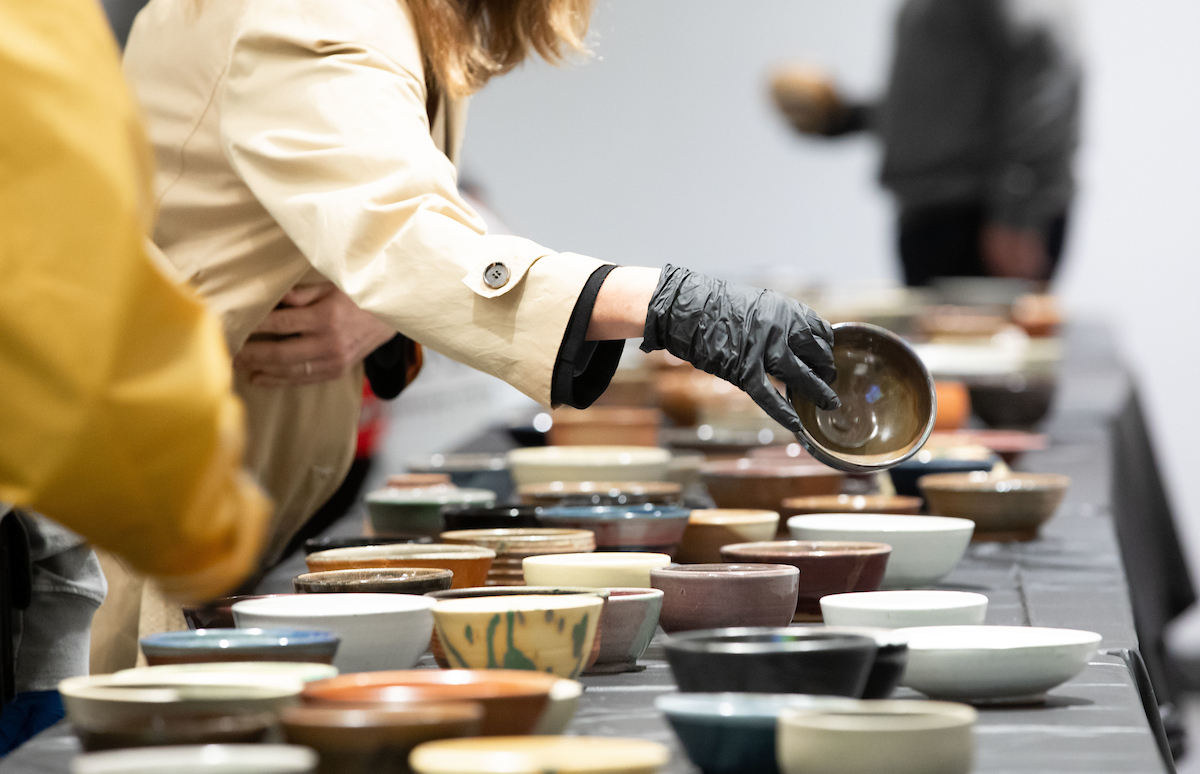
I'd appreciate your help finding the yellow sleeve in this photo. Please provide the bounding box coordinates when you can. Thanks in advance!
[0,0,269,601]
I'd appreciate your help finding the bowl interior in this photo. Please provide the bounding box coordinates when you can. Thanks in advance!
[407,736,670,770]
[653,563,798,578]
[782,495,923,514]
[71,744,317,774]
[116,663,339,684]
[898,625,1102,651]
[821,591,988,612]
[778,700,976,731]
[140,629,338,650]
[721,540,892,558]
[520,481,682,498]
[233,593,435,618]
[789,513,975,534]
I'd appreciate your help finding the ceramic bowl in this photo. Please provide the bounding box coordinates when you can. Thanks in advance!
[663,426,786,460]
[182,595,291,631]
[431,595,603,678]
[70,745,318,774]
[787,514,975,589]
[518,481,684,508]
[791,626,910,699]
[933,381,971,431]
[780,494,922,517]
[440,528,596,586]
[700,460,845,515]
[887,447,997,499]
[303,535,431,556]
[74,711,277,752]
[820,591,988,629]
[657,693,860,774]
[306,544,496,589]
[232,594,434,673]
[968,375,1056,428]
[919,471,1070,541]
[718,541,891,620]
[523,552,673,589]
[280,703,483,773]
[538,505,692,555]
[441,505,541,532]
[776,700,976,774]
[926,429,1048,464]
[302,669,559,736]
[545,407,662,447]
[115,662,338,685]
[407,453,514,500]
[293,567,453,595]
[898,625,1102,703]
[585,588,663,674]
[662,627,878,697]
[366,486,496,538]
[507,446,672,486]
[409,736,670,774]
[385,473,453,489]
[139,629,340,667]
[675,510,780,564]
[788,323,937,474]
[651,564,799,634]
[531,678,585,735]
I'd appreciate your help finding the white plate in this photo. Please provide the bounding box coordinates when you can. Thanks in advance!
[72,744,316,774]
[820,591,988,629]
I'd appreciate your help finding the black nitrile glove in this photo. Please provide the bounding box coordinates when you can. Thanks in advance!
[640,265,839,432]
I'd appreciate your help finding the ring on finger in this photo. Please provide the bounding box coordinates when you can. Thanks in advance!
[305,361,312,376]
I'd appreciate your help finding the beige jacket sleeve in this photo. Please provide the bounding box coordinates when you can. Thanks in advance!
[219,0,608,405]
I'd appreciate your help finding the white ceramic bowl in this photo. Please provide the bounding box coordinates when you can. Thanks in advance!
[507,446,672,486]
[777,700,976,774]
[897,625,1102,702]
[532,678,585,735]
[409,736,670,774]
[522,552,672,589]
[232,593,434,673]
[820,591,988,629]
[71,744,317,774]
[115,662,338,684]
[787,514,974,588]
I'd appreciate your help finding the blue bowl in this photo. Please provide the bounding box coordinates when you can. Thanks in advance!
[139,628,340,666]
[888,454,996,499]
[538,504,692,554]
[657,693,861,774]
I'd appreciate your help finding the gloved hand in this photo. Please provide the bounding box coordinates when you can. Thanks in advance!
[640,265,839,432]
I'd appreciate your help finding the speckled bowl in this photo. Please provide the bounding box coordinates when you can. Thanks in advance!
[919,471,1069,541]
[538,504,692,555]
[651,564,800,634]
[305,544,496,589]
[292,567,453,595]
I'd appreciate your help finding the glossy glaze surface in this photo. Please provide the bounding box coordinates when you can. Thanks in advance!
[920,471,1069,541]
[538,505,691,555]
[293,567,453,595]
[651,564,800,633]
[675,510,780,564]
[139,628,340,667]
[305,544,496,589]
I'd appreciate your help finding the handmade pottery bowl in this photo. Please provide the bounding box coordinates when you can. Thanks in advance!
[538,505,692,555]
[792,625,910,699]
[933,381,971,431]
[280,703,483,773]
[70,745,318,774]
[139,629,340,667]
[926,429,1048,465]
[919,471,1070,541]
[385,473,453,489]
[718,541,891,620]
[182,595,291,631]
[115,663,338,685]
[898,625,1102,703]
[440,528,596,586]
[518,481,684,508]
[585,588,663,674]
[545,406,662,447]
[787,514,975,589]
[523,552,673,589]
[431,595,602,678]
[302,669,559,736]
[675,510,781,564]
[306,544,496,589]
[407,453,514,500]
[302,535,431,556]
[701,459,845,515]
[780,494,922,518]
[74,711,276,752]
[662,627,878,697]
[531,678,585,735]
[408,736,670,774]
[967,375,1056,429]
[441,505,542,532]
[651,564,799,633]
[232,593,434,674]
[776,700,976,774]
[507,446,672,486]
[820,591,989,629]
[293,567,453,595]
[657,693,860,774]
[887,447,997,499]
[366,486,496,538]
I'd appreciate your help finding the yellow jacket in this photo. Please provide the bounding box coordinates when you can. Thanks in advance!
[0,0,269,601]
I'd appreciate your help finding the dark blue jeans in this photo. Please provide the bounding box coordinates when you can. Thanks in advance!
[0,691,64,756]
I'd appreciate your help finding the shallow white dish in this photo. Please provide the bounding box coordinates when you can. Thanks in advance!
[115,662,338,684]
[897,625,1102,702]
[787,514,974,588]
[507,446,672,486]
[820,591,988,629]
[232,593,434,674]
[522,552,672,589]
[72,744,317,774]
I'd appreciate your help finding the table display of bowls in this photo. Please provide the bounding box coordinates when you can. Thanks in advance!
[365,486,496,538]
[933,381,971,431]
[538,505,692,555]
[545,406,662,447]
[927,429,1048,464]
[776,700,976,774]
[306,544,496,589]
[116,662,339,685]
[887,446,997,499]
[898,625,1102,703]
[303,535,431,556]
[787,514,974,589]
[293,567,453,595]
[440,528,596,586]
[657,693,860,774]
[518,481,684,508]
[139,629,341,667]
[718,541,891,621]
[675,510,780,564]
[181,595,291,631]
[531,677,585,735]
[792,625,910,699]
[820,591,989,629]
[701,459,844,516]
[585,588,663,675]
[522,552,672,588]
[662,627,878,696]
[650,564,800,633]
[74,711,277,753]
[441,505,542,532]
[60,673,303,727]
[967,374,1056,428]
[507,446,672,486]
[232,594,434,673]
[407,453,514,500]
[71,744,318,774]
[302,669,559,736]
[780,494,922,517]
[919,471,1070,541]
[280,703,483,774]
[408,736,670,774]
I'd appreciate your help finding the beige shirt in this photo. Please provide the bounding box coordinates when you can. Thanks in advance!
[124,0,606,560]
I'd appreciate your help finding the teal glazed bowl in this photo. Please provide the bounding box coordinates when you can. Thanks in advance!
[366,486,496,537]
[538,504,692,556]
[139,628,340,667]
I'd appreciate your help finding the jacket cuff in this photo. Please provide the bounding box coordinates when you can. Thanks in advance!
[551,264,623,409]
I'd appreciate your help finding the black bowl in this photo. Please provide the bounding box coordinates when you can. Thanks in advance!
[662,627,877,697]
[793,625,909,699]
[440,504,542,532]
[888,455,996,499]
[302,534,431,556]
[968,376,1057,429]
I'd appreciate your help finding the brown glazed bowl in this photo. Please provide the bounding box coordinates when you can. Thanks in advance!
[75,712,277,752]
[927,429,1049,465]
[545,407,663,447]
[385,473,454,489]
[439,528,596,586]
[518,481,684,508]
[967,375,1057,429]
[700,459,845,515]
[305,544,496,589]
[674,510,781,564]
[293,568,453,595]
[182,595,292,631]
[650,564,800,634]
[781,494,923,518]
[302,669,558,737]
[718,541,892,621]
[933,381,971,431]
[919,471,1070,541]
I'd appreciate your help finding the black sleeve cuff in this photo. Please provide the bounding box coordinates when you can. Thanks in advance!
[550,264,624,409]
[364,333,409,400]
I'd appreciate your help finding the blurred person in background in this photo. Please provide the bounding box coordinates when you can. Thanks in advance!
[772,0,1081,287]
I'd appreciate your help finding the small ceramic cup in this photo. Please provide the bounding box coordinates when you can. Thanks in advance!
[584,588,664,675]
[650,564,800,634]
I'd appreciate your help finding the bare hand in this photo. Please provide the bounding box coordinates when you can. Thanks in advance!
[234,283,396,387]
[980,222,1050,280]
[770,66,843,135]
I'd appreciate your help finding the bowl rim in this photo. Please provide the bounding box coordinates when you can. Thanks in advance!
[917,471,1071,493]
[819,590,989,612]
[407,736,670,768]
[781,494,924,509]
[519,481,683,497]
[787,513,976,533]
[686,509,781,525]
[302,668,561,702]
[425,586,610,601]
[439,528,596,543]
[71,744,317,773]
[365,487,496,505]
[522,552,672,568]
[895,624,1102,651]
[719,540,893,558]
[655,692,861,722]
[279,701,484,729]
[294,567,455,584]
[650,563,800,579]
[431,594,606,614]
[661,626,878,655]
[777,699,977,731]
[698,459,844,478]
[308,543,497,562]
[539,505,692,520]
[406,452,509,472]
[231,592,436,618]
[139,628,340,650]
[507,446,672,464]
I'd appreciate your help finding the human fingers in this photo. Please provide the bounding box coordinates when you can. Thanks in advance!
[772,347,839,411]
[250,304,325,337]
[787,328,837,386]
[234,335,332,378]
[744,372,803,433]
[279,282,337,308]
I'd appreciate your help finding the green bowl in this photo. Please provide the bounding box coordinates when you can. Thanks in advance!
[366,487,495,537]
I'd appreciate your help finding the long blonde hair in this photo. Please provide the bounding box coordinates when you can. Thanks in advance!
[406,0,593,98]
